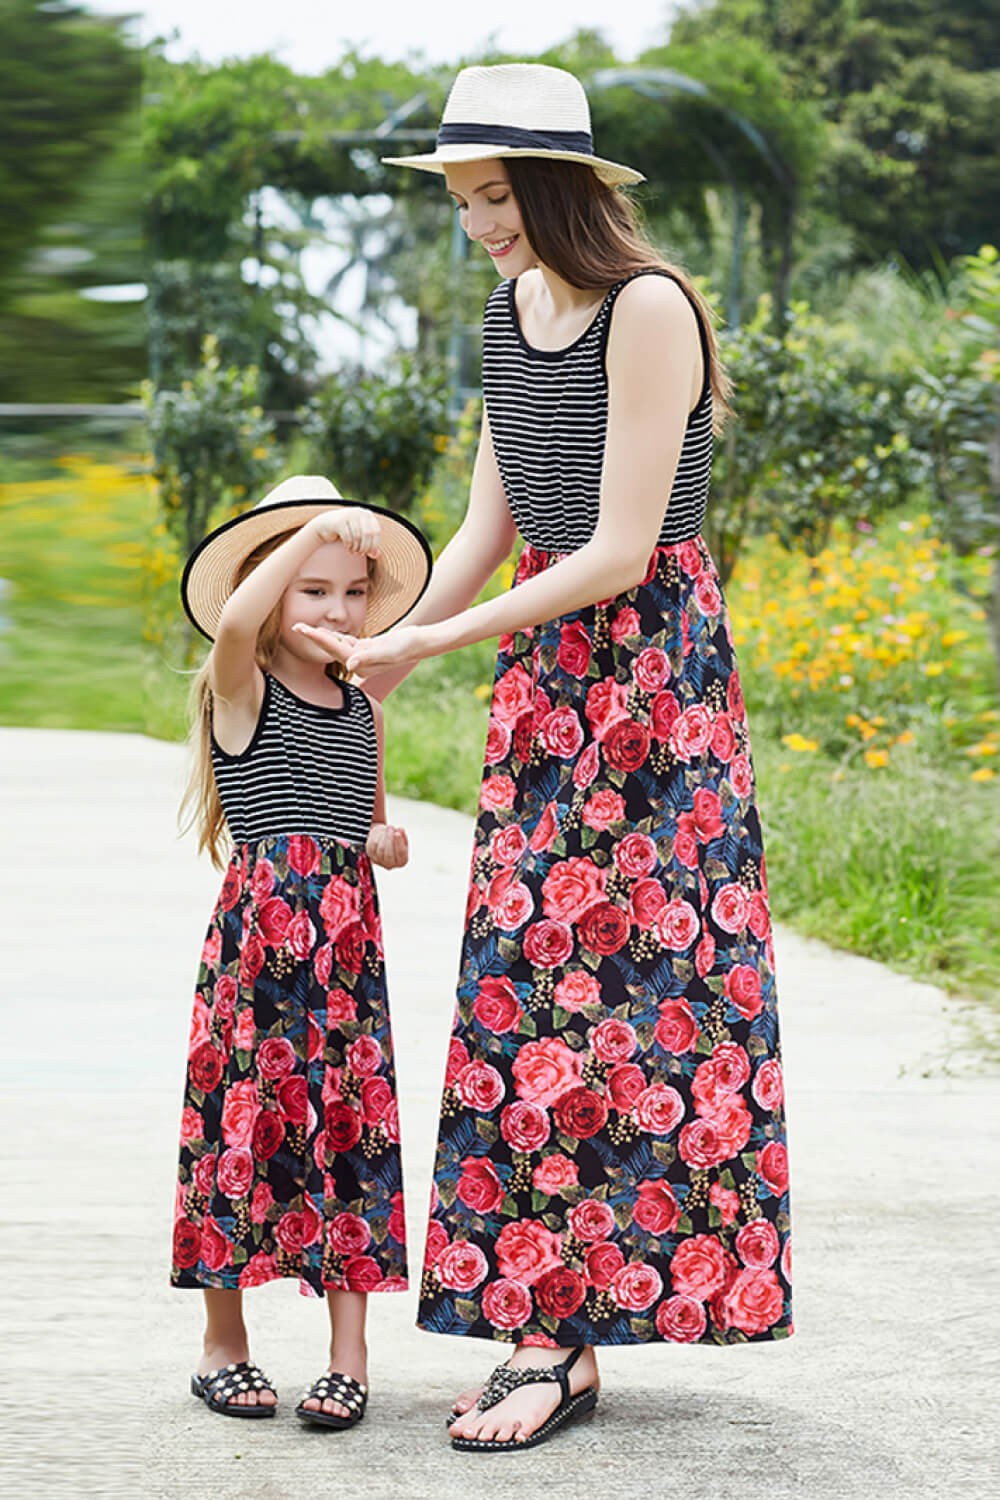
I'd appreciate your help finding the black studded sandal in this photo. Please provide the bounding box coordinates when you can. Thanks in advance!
[295,1370,368,1430]
[190,1360,277,1419]
[449,1347,598,1453]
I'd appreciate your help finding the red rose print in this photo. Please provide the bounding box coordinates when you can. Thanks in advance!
[490,823,528,865]
[495,1220,563,1286]
[512,712,534,764]
[572,740,600,789]
[612,1261,663,1312]
[324,1099,362,1152]
[456,1157,504,1214]
[343,1255,384,1292]
[480,775,517,811]
[606,1062,647,1112]
[388,1191,406,1245]
[650,690,681,742]
[711,712,736,762]
[727,671,745,721]
[336,921,366,975]
[539,704,585,759]
[286,909,316,961]
[692,788,725,841]
[257,1036,296,1081]
[473,975,523,1033]
[630,877,669,930]
[251,1110,284,1160]
[553,970,600,1012]
[747,892,769,943]
[672,818,699,869]
[591,1017,638,1064]
[722,1267,784,1335]
[694,572,722,616]
[444,1038,470,1086]
[238,932,265,985]
[437,1239,490,1292]
[655,1294,707,1342]
[670,704,714,760]
[212,974,238,1018]
[481,1278,533,1330]
[758,1141,789,1195]
[250,859,276,903]
[604,718,650,774]
[678,1116,726,1169]
[493,663,534,726]
[535,1264,587,1318]
[532,1154,579,1194]
[179,1106,203,1145]
[634,646,671,694]
[585,1241,625,1288]
[654,998,698,1054]
[542,857,607,922]
[634,1083,684,1135]
[736,1219,780,1269]
[221,1079,259,1147]
[500,1100,551,1153]
[554,1086,608,1140]
[611,606,640,641]
[424,1220,449,1266]
[238,1251,279,1289]
[713,1042,751,1094]
[219,863,242,911]
[326,988,358,1026]
[346,1035,382,1078]
[528,802,559,853]
[752,1059,784,1112]
[287,835,321,877]
[710,1182,740,1226]
[493,881,535,932]
[513,1038,583,1107]
[670,1234,729,1299]
[585,678,630,739]
[172,1216,201,1270]
[633,1179,680,1235]
[198,1215,230,1272]
[568,1196,615,1242]
[306,1012,324,1062]
[712,883,750,935]
[319,874,359,939]
[695,931,716,977]
[258,896,293,946]
[314,942,333,988]
[275,1210,308,1256]
[360,1076,392,1124]
[202,925,223,969]
[189,1041,223,1095]
[579,901,630,956]
[216,1146,253,1199]
[582,788,626,831]
[456,1059,506,1112]
[328,1211,372,1257]
[614,832,657,880]
[557,620,592,676]
[730,754,753,799]
[724,963,763,1019]
[484,717,512,765]
[193,1153,216,1197]
[678,539,703,577]
[522,919,574,969]
[653,898,700,951]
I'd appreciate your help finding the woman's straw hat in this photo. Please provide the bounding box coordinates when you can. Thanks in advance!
[383,63,644,187]
[180,476,432,641]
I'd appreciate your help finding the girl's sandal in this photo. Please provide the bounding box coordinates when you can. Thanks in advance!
[449,1347,598,1453]
[190,1360,277,1419]
[295,1371,368,1430]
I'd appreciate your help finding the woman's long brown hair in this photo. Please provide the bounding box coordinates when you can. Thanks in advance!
[505,157,732,431]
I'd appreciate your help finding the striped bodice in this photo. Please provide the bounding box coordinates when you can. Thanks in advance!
[482,269,713,552]
[211,673,377,846]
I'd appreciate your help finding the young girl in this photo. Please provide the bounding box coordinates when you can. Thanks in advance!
[171,475,432,1428]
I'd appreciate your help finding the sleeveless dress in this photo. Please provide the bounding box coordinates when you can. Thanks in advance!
[416,271,792,1347]
[171,672,408,1298]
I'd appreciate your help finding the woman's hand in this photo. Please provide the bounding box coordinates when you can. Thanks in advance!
[310,507,381,557]
[290,622,358,666]
[366,822,409,869]
[345,625,440,675]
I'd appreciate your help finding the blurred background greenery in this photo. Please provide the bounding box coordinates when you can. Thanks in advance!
[0,0,997,1003]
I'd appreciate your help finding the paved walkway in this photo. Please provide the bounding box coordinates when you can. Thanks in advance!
[1,727,996,1499]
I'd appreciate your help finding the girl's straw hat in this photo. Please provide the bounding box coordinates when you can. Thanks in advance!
[180,475,433,641]
[382,63,644,187]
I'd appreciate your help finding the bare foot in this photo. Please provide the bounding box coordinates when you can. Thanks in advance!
[301,1338,368,1421]
[197,1341,277,1409]
[448,1346,599,1446]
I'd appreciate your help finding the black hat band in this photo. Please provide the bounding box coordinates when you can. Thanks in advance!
[436,122,594,155]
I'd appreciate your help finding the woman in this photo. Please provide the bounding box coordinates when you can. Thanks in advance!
[298,62,793,1453]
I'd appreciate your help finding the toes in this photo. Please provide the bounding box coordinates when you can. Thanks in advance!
[303,1397,321,1412]
[258,1388,277,1406]
[321,1398,350,1418]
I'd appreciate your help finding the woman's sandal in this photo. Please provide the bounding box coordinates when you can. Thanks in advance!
[449,1347,598,1453]
[189,1360,277,1419]
[295,1371,368,1430]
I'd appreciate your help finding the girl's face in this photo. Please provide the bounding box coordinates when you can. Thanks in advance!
[445,160,536,277]
[278,541,370,661]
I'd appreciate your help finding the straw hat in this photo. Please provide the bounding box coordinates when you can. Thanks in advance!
[382,63,644,188]
[180,476,432,641]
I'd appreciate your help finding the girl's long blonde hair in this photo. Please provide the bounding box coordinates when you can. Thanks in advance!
[178,526,358,870]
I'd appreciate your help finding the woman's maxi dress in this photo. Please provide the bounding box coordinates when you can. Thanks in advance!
[416,272,792,1347]
[171,673,408,1297]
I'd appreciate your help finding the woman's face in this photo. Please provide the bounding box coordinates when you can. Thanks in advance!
[445,160,536,277]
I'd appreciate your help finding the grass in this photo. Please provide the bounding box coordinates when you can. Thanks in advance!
[1,442,996,1014]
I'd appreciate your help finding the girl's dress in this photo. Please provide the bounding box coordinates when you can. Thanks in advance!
[171,673,408,1297]
[416,271,792,1346]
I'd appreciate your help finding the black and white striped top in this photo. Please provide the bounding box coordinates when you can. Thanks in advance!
[211,673,377,846]
[482,269,713,552]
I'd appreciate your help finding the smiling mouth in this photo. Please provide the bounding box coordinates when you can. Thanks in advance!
[485,235,518,257]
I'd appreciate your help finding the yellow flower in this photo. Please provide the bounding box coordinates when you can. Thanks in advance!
[965,742,999,757]
[473,683,492,701]
[922,662,947,677]
[894,729,916,746]
[864,749,890,768]
[781,732,819,752]
[433,434,450,453]
[971,767,996,781]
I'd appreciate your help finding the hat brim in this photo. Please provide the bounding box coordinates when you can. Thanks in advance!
[180,498,433,643]
[382,144,644,188]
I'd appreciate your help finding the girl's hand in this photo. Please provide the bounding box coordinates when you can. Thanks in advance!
[366,822,409,869]
[291,623,358,665]
[346,625,437,675]
[311,507,381,557]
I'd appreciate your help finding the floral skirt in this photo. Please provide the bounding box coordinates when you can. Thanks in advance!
[171,833,408,1297]
[416,537,792,1346]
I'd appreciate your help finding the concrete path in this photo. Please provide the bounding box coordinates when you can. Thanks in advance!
[1,727,996,1500]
